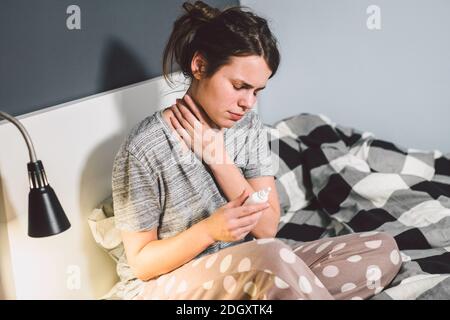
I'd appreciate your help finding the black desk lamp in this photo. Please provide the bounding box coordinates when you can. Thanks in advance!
[0,111,71,237]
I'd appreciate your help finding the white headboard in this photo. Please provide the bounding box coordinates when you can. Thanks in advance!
[0,73,189,299]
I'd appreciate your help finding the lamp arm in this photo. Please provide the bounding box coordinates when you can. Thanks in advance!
[0,111,38,163]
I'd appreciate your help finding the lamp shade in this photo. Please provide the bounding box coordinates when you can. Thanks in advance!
[28,186,71,237]
[27,161,71,237]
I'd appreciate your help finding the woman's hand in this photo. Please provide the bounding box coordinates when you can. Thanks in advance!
[201,190,269,243]
[168,95,232,166]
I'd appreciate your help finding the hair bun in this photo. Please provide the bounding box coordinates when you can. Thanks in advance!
[183,1,220,23]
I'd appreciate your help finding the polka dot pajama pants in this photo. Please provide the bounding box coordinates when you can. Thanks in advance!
[134,232,402,300]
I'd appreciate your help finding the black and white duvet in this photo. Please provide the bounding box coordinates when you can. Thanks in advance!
[268,113,450,300]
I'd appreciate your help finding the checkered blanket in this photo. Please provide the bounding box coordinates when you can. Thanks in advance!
[268,114,450,300]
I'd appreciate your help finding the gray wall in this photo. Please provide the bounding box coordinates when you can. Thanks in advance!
[0,0,238,117]
[242,0,450,152]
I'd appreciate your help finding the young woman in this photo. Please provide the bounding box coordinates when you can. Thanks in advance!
[112,1,401,300]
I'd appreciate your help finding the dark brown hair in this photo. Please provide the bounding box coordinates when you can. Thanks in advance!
[163,1,280,85]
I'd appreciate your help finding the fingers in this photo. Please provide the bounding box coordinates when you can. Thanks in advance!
[236,202,270,218]
[224,190,249,208]
[234,211,262,229]
[173,102,208,159]
[172,103,194,135]
[169,115,191,153]
[234,220,259,240]
[182,95,205,124]
[175,97,206,135]
[184,95,220,129]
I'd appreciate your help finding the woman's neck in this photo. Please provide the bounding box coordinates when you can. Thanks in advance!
[185,83,198,107]
[185,84,219,129]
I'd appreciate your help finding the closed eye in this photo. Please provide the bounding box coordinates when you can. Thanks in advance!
[233,86,260,96]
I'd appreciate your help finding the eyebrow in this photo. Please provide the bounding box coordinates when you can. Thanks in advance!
[235,80,266,91]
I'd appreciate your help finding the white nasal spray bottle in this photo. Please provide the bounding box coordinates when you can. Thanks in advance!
[244,187,271,205]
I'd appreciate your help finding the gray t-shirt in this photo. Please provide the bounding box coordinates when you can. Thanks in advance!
[111,108,274,297]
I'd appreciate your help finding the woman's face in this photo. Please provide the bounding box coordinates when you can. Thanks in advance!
[189,55,272,128]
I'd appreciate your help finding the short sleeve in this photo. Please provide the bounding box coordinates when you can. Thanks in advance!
[243,113,275,179]
[112,148,161,232]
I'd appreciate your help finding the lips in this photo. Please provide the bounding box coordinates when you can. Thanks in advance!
[228,111,244,121]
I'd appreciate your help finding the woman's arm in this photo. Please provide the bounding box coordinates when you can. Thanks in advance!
[122,194,269,281]
[209,161,280,239]
[122,222,214,281]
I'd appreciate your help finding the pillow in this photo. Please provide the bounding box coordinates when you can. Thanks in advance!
[87,196,124,263]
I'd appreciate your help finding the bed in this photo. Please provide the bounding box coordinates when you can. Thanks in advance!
[269,114,450,299]
[1,72,449,299]
[92,110,450,300]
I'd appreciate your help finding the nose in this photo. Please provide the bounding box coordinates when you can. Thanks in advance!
[238,92,256,111]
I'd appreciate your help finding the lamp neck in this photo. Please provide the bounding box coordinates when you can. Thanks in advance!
[0,111,38,162]
[28,160,49,189]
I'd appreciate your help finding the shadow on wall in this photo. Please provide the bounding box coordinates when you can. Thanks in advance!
[98,37,152,94]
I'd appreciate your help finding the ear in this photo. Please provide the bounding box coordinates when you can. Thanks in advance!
[191,51,207,80]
